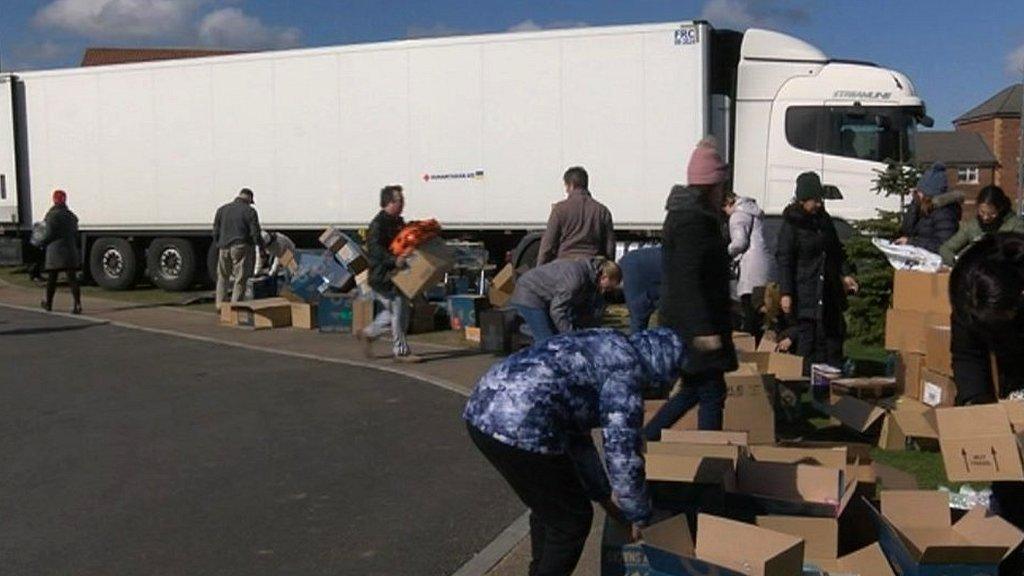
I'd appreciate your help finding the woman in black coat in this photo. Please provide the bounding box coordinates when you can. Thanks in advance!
[38,190,82,314]
[895,162,963,253]
[950,232,1024,565]
[775,172,858,374]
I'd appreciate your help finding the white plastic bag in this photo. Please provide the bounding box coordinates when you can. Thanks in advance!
[871,238,943,273]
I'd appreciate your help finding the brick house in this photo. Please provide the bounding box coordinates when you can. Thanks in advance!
[952,83,1022,208]
[80,47,242,67]
[916,131,997,218]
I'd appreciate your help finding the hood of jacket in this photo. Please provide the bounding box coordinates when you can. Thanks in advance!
[782,202,829,229]
[628,328,685,392]
[930,190,965,209]
[666,184,718,216]
[733,196,763,219]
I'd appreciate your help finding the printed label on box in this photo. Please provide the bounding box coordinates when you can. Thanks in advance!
[922,382,944,407]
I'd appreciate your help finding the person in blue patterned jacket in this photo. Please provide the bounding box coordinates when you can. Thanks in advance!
[463,327,685,576]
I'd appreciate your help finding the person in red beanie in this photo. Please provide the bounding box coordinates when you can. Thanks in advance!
[644,137,737,439]
[38,189,82,313]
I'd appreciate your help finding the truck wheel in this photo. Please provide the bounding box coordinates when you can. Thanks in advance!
[511,231,544,271]
[89,237,138,290]
[147,238,197,291]
[206,243,220,285]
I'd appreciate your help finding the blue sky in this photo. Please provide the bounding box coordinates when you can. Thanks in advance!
[1,0,1022,128]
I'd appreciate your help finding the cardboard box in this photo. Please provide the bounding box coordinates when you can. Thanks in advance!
[352,297,375,335]
[645,442,743,486]
[488,264,515,308]
[317,295,353,333]
[749,445,848,471]
[220,297,292,329]
[756,516,895,576]
[925,325,952,377]
[831,377,896,401]
[391,238,455,299]
[646,373,776,445]
[636,513,804,576]
[876,397,940,451]
[289,302,317,329]
[829,393,888,434]
[937,404,1024,482]
[738,351,804,381]
[732,331,757,353]
[897,352,925,399]
[892,269,951,314]
[920,368,956,408]
[885,309,949,354]
[447,294,489,330]
[278,248,299,274]
[659,429,749,446]
[869,491,1023,576]
[465,326,481,343]
[733,458,857,518]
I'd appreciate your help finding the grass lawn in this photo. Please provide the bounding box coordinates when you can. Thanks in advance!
[0,266,213,309]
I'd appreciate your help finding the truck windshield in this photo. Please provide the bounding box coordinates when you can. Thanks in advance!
[785,105,918,162]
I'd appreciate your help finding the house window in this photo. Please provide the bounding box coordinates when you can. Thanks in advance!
[957,166,979,184]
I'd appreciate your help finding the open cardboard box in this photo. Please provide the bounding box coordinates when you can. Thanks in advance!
[646,442,743,487]
[936,403,1024,482]
[920,368,956,408]
[637,513,804,576]
[897,352,926,400]
[732,331,757,353]
[831,377,896,401]
[488,264,515,308]
[738,351,804,381]
[869,491,1023,576]
[644,371,776,445]
[731,457,858,518]
[756,516,895,576]
[220,297,292,329]
[892,269,951,315]
[391,237,455,299]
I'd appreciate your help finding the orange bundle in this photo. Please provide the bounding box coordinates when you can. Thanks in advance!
[390,219,442,256]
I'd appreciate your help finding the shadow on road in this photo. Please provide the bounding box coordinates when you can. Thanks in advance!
[0,322,105,336]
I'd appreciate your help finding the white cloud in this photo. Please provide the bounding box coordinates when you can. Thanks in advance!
[507,19,589,33]
[700,0,809,31]
[406,23,471,39]
[1007,43,1024,77]
[197,7,300,50]
[3,40,72,71]
[34,0,202,41]
[507,20,542,33]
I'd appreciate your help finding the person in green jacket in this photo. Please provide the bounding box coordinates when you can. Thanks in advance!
[940,185,1024,266]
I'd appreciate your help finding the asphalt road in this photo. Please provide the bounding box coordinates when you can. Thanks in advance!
[0,307,522,576]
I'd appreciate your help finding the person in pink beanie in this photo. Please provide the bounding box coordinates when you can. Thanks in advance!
[644,137,738,439]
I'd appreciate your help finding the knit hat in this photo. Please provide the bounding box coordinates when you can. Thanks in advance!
[794,172,824,202]
[686,138,728,186]
[917,163,948,198]
[52,189,67,205]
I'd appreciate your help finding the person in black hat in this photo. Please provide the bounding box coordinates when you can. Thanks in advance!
[775,172,858,374]
[894,162,963,253]
[213,187,263,308]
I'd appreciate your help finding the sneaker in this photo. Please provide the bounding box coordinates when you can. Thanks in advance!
[355,329,377,359]
[393,354,424,364]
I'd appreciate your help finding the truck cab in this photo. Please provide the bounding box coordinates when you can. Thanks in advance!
[732,29,929,221]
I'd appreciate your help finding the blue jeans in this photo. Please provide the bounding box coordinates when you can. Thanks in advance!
[643,371,727,441]
[514,305,556,344]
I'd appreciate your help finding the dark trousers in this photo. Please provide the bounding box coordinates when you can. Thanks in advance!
[740,294,764,343]
[991,481,1024,576]
[467,424,593,576]
[44,269,81,309]
[796,317,844,375]
[643,370,727,441]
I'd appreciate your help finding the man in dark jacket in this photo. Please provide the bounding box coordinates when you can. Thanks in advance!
[645,138,738,440]
[618,246,662,334]
[776,172,858,374]
[949,232,1024,567]
[537,166,615,265]
[510,257,621,344]
[213,188,262,308]
[895,162,963,254]
[38,189,82,314]
[357,185,421,363]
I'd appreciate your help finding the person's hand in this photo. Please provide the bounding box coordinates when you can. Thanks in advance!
[843,276,860,295]
[692,335,723,352]
[780,295,793,315]
[777,337,793,352]
[894,236,909,246]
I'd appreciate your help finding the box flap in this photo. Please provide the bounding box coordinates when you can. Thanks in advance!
[641,513,695,558]
[749,445,847,470]
[777,441,873,464]
[1000,400,1024,431]
[736,459,844,509]
[890,397,939,439]
[871,463,919,490]
[833,543,896,576]
[954,506,1024,560]
[646,442,742,461]
[732,362,761,376]
[659,429,749,446]
[733,331,757,353]
[756,515,838,561]
[936,405,1014,439]
[645,451,737,485]
[696,513,804,576]
[881,490,951,530]
[830,395,887,433]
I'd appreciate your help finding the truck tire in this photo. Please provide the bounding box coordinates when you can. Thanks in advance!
[89,237,138,290]
[205,243,220,287]
[147,238,197,291]
[511,231,544,272]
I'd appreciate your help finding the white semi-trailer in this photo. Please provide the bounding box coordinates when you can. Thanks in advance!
[0,21,930,291]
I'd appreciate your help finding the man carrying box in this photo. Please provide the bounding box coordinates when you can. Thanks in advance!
[357,185,421,363]
[464,327,685,576]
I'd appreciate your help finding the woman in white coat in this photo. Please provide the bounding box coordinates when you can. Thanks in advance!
[724,193,771,341]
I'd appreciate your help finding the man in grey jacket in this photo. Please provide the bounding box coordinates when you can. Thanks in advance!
[213,188,263,307]
[537,166,616,265]
[510,257,621,343]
